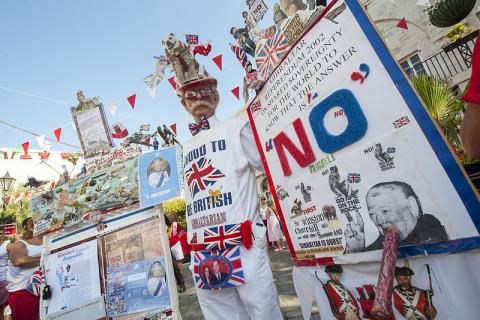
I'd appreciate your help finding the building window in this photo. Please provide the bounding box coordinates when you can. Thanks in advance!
[400,53,426,77]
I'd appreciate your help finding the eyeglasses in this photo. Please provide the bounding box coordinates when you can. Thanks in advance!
[184,87,213,99]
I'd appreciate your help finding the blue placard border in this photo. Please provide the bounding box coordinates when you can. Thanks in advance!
[344,0,480,255]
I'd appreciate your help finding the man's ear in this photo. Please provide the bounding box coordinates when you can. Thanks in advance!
[407,196,420,218]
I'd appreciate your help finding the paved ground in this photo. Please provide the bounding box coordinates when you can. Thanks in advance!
[178,249,321,320]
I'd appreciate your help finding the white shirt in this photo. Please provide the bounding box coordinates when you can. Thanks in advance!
[0,241,10,282]
[6,240,42,292]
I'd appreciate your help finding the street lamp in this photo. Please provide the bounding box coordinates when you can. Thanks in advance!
[0,172,15,211]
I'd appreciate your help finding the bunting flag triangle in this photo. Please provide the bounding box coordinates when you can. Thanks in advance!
[50,181,55,190]
[127,94,136,109]
[108,104,118,116]
[396,18,408,30]
[168,77,177,90]
[21,142,29,155]
[212,54,223,70]
[145,137,151,145]
[170,123,177,136]
[231,86,240,100]
[53,128,62,142]
[36,135,45,149]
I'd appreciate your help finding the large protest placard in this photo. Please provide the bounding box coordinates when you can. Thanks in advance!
[248,0,480,266]
[45,239,103,318]
[101,218,171,318]
[138,147,181,207]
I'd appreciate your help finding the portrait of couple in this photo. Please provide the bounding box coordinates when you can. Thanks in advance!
[201,259,231,287]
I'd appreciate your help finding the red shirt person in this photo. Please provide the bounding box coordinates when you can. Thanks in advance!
[393,266,437,320]
[323,264,361,320]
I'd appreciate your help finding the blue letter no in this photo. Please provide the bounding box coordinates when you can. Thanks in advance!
[308,89,367,153]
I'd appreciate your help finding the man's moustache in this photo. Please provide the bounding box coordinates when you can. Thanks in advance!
[190,100,216,111]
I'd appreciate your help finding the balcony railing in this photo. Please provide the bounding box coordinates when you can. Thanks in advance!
[404,29,478,81]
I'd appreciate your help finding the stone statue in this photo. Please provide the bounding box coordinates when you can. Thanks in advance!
[73,90,98,112]
[280,0,307,17]
[273,3,288,27]
[162,33,199,85]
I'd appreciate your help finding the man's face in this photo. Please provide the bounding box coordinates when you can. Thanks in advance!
[212,260,220,273]
[125,245,142,262]
[182,85,219,120]
[327,272,341,284]
[366,187,418,238]
[25,219,34,232]
[395,275,412,289]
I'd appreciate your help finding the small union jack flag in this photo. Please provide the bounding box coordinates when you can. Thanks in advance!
[26,267,45,296]
[393,116,410,129]
[231,45,250,71]
[204,223,242,251]
[193,246,245,290]
[347,173,361,183]
[185,157,225,198]
[255,28,290,79]
[185,34,199,45]
[250,100,262,114]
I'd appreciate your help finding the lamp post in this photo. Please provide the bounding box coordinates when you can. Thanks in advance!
[0,172,15,211]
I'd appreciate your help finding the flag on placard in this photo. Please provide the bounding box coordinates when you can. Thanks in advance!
[192,42,212,57]
[396,18,408,30]
[53,128,62,142]
[231,87,240,100]
[212,54,223,70]
[111,122,129,139]
[186,34,199,45]
[168,76,177,90]
[108,104,118,116]
[255,28,290,79]
[170,123,177,136]
[21,142,29,155]
[231,45,249,71]
[140,124,150,132]
[127,94,136,109]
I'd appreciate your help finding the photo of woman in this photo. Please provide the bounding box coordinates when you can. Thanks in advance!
[146,158,171,188]
[146,261,167,297]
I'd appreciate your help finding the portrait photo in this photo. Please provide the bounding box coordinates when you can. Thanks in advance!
[146,261,167,297]
[199,257,232,288]
[146,157,171,188]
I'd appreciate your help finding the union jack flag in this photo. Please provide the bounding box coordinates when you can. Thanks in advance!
[26,267,45,296]
[393,116,410,129]
[231,45,249,71]
[185,34,199,45]
[347,173,361,183]
[185,157,225,198]
[204,223,242,251]
[250,100,262,114]
[193,246,245,290]
[255,29,290,79]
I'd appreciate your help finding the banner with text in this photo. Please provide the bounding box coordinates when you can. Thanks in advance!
[248,0,480,265]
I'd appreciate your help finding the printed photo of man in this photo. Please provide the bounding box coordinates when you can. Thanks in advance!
[345,181,448,253]
[210,260,228,286]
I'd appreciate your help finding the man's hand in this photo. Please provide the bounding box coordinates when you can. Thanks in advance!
[344,211,365,253]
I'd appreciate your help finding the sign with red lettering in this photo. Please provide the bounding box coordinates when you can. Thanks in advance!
[248,0,268,22]
[248,0,480,266]
[2,224,16,236]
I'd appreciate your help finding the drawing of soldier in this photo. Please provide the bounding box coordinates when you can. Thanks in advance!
[323,265,361,320]
[393,266,437,320]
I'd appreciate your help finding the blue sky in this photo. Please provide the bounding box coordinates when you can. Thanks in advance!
[0,0,276,152]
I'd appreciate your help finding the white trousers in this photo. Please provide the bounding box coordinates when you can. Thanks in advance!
[192,244,282,320]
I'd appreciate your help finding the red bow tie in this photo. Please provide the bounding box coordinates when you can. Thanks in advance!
[189,116,210,136]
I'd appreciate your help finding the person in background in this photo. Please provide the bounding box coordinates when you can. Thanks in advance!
[0,228,10,318]
[266,200,285,251]
[461,37,480,159]
[165,215,186,293]
[259,197,272,249]
[6,217,43,320]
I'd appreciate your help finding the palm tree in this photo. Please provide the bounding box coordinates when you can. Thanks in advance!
[411,75,471,163]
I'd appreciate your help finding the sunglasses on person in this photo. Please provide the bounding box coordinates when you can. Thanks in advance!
[184,87,213,99]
